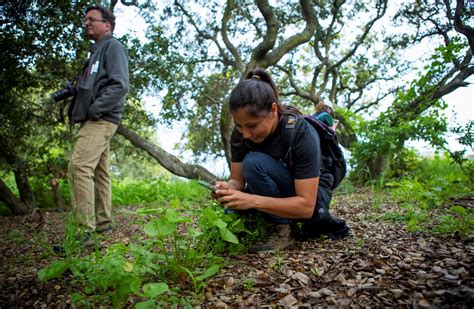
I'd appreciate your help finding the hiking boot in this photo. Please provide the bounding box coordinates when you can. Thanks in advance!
[248,224,294,253]
[53,232,96,254]
[296,217,351,240]
[96,225,113,234]
[76,232,96,248]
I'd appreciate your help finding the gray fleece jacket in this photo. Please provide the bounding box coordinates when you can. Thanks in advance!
[69,35,129,125]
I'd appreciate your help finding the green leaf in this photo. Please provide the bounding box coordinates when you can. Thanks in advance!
[136,207,164,215]
[213,218,227,229]
[142,282,169,298]
[144,220,176,237]
[134,299,156,309]
[38,259,71,282]
[450,205,466,215]
[195,264,220,281]
[203,207,218,221]
[219,227,239,244]
[129,277,143,296]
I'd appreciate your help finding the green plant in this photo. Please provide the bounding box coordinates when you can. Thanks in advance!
[242,277,255,290]
[140,205,235,290]
[270,250,285,270]
[433,205,474,238]
[370,175,387,211]
[375,155,473,236]
[112,178,208,206]
[333,178,356,195]
[7,229,25,244]
[355,238,365,249]
[447,120,473,175]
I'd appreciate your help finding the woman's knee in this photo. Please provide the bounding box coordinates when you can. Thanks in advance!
[242,152,272,179]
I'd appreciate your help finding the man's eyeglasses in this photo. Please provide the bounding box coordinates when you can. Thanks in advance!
[83,17,107,24]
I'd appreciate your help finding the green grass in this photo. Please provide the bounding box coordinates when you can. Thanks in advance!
[375,155,474,237]
[112,178,210,206]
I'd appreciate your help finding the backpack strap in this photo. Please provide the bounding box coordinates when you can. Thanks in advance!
[281,115,301,167]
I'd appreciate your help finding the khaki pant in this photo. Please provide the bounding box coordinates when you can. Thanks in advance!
[69,120,118,231]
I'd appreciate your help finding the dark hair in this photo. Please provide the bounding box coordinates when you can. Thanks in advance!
[229,68,300,117]
[86,5,116,32]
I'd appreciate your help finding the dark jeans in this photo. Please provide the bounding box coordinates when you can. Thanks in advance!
[241,152,333,225]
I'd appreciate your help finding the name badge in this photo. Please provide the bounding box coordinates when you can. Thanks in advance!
[91,61,100,74]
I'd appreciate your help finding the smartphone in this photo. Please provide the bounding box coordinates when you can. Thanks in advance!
[197,180,216,193]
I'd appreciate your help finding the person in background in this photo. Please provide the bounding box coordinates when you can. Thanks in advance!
[212,69,344,253]
[67,5,129,246]
[313,100,338,131]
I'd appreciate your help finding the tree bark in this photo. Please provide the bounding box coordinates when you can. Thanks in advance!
[0,179,33,215]
[367,153,390,180]
[454,0,474,52]
[116,125,218,182]
[0,136,37,208]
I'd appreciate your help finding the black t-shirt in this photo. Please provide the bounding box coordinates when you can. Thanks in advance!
[230,114,321,179]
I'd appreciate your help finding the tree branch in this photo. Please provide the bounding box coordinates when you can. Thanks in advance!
[0,179,32,215]
[221,0,245,71]
[175,1,235,67]
[262,0,317,66]
[116,125,218,182]
[252,0,279,60]
[454,0,474,52]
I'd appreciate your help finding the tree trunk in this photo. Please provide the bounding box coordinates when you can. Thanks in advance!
[219,101,233,169]
[13,168,36,206]
[116,125,218,182]
[0,179,33,215]
[0,135,37,208]
[367,153,390,180]
[335,115,357,149]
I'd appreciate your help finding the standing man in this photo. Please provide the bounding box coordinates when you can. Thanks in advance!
[68,5,129,242]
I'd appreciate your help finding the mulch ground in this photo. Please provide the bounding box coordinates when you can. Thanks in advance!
[1,193,473,308]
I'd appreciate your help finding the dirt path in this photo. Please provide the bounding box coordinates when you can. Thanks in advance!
[1,194,473,307]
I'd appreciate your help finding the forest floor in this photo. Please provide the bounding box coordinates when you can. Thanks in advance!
[0,192,473,308]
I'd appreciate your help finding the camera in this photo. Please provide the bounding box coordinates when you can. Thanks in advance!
[52,82,77,102]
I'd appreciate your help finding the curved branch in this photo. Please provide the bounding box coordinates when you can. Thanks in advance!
[328,0,388,72]
[454,0,474,52]
[262,0,317,66]
[221,0,245,71]
[175,1,235,67]
[432,62,474,100]
[252,0,279,60]
[277,65,317,103]
[0,179,32,215]
[116,125,217,182]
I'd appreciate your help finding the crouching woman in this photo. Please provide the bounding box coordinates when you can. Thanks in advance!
[214,68,344,253]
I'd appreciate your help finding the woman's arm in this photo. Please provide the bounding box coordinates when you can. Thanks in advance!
[215,162,245,191]
[216,177,319,219]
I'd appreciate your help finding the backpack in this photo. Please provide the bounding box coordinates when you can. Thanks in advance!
[282,115,347,190]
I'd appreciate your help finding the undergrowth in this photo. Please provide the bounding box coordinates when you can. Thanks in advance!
[373,155,474,238]
[38,179,264,307]
[30,155,474,306]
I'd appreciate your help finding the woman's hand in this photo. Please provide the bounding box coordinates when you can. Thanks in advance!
[211,180,230,199]
[214,187,255,211]
[214,180,231,191]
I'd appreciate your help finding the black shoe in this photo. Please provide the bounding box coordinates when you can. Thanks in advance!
[96,226,113,234]
[76,232,96,247]
[296,217,350,240]
[53,232,96,254]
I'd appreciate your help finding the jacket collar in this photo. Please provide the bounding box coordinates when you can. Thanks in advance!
[90,34,113,53]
